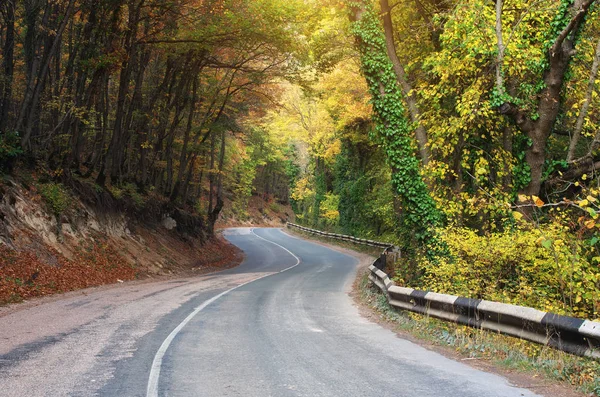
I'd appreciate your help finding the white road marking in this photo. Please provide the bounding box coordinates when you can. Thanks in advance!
[249,228,302,266]
[146,228,301,397]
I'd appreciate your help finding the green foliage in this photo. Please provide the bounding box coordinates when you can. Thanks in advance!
[225,126,294,219]
[360,274,600,396]
[106,183,145,209]
[319,192,339,226]
[124,183,146,209]
[39,183,70,216]
[231,155,257,218]
[400,223,600,319]
[543,159,568,181]
[108,185,124,200]
[334,138,397,238]
[546,0,578,54]
[335,148,370,232]
[283,145,301,187]
[348,0,446,260]
[512,135,533,195]
[260,1,600,325]
[0,131,23,171]
[269,201,281,213]
[312,167,327,226]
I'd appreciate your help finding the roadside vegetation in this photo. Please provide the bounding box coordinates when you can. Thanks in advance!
[0,0,310,240]
[359,274,600,396]
[260,0,600,322]
[288,226,600,395]
[0,0,313,300]
[2,0,600,356]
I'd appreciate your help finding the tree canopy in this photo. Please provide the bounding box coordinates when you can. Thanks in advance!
[2,0,600,318]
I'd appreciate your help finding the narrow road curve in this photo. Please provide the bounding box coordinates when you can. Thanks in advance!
[0,228,541,397]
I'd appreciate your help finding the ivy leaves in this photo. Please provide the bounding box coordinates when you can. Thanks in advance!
[348,0,447,260]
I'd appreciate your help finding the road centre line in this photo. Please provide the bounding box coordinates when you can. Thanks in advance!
[146,228,301,397]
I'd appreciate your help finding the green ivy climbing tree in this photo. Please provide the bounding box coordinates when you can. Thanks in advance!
[347,0,447,260]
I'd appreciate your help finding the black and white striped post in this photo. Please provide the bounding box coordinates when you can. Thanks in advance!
[286,222,600,359]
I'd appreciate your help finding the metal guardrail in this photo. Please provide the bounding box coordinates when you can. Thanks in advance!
[286,223,393,249]
[286,222,600,359]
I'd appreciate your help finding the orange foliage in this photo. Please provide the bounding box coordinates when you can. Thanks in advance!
[0,242,137,305]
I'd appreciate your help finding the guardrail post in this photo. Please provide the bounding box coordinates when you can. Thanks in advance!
[373,253,386,272]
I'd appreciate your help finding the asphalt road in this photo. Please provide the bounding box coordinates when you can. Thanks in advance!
[0,228,542,397]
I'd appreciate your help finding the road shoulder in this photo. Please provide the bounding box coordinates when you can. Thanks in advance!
[0,233,244,319]
[285,228,587,397]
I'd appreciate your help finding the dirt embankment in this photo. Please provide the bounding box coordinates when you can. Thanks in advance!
[0,175,242,305]
[216,194,295,228]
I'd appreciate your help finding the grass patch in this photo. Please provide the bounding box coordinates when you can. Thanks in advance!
[358,274,600,396]
[38,182,70,216]
[269,202,281,213]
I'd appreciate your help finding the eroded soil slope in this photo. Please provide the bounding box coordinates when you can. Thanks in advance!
[0,176,241,305]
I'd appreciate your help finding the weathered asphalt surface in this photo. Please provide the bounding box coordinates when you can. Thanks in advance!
[0,228,541,397]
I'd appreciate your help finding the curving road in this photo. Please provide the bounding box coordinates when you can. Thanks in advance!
[0,228,541,397]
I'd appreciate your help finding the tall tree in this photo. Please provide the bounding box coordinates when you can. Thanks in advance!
[379,0,430,165]
[0,0,15,133]
[498,0,597,196]
[348,0,446,258]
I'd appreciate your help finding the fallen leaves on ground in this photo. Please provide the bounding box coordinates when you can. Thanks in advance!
[0,241,137,305]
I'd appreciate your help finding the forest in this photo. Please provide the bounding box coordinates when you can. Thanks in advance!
[0,0,311,231]
[1,0,600,319]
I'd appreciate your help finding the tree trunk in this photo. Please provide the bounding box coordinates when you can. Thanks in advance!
[494,0,506,96]
[208,131,216,215]
[501,125,513,190]
[567,38,600,162]
[379,0,430,165]
[500,0,596,196]
[171,74,199,202]
[0,0,15,133]
[106,0,142,183]
[19,0,76,149]
[207,132,226,234]
[217,129,226,202]
[349,0,446,260]
[181,154,197,205]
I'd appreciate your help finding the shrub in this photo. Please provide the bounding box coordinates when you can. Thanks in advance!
[319,193,340,226]
[107,183,146,209]
[395,223,600,319]
[108,185,124,200]
[39,183,70,216]
[269,201,281,214]
[123,183,145,209]
[0,131,23,171]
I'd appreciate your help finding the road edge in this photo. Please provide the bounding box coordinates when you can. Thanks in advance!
[285,228,588,397]
[146,228,302,397]
[0,232,245,319]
